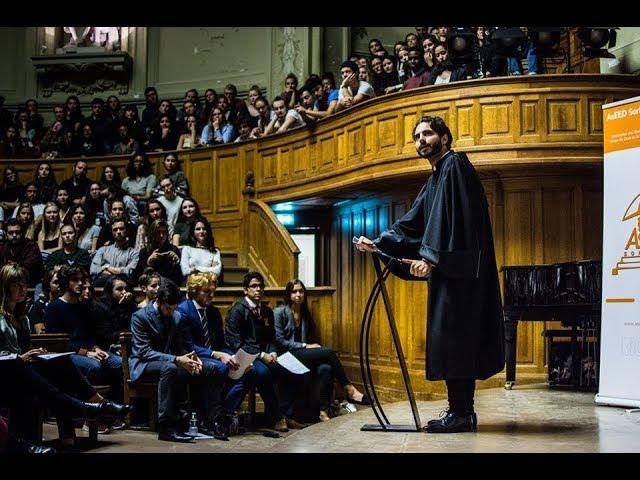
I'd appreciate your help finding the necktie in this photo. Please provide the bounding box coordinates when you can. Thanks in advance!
[198,309,211,349]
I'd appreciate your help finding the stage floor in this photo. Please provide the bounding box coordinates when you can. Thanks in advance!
[43,383,640,453]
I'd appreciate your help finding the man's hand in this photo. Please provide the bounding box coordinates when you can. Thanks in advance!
[176,351,202,375]
[404,259,433,278]
[354,236,377,253]
[87,347,109,361]
[20,348,45,363]
[262,353,277,365]
[215,351,239,370]
[306,343,321,349]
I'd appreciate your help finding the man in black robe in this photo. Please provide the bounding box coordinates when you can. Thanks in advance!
[355,115,504,433]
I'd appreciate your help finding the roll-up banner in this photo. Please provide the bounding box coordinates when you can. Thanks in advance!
[596,96,640,408]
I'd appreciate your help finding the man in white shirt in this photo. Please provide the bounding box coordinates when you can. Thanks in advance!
[264,97,306,135]
[335,60,375,112]
[157,176,184,228]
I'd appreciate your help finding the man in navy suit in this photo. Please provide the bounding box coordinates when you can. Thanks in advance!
[177,272,240,428]
[129,280,229,442]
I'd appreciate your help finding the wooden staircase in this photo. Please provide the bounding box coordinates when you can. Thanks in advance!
[220,251,249,286]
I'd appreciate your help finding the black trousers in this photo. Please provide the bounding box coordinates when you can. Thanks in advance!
[0,357,92,443]
[445,379,476,416]
[291,347,351,412]
[138,360,226,428]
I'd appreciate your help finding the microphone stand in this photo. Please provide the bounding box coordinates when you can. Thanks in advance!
[352,237,422,432]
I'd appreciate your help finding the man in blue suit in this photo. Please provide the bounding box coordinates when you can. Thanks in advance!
[177,272,240,429]
[129,280,229,442]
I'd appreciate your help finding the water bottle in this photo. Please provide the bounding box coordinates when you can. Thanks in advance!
[188,412,198,437]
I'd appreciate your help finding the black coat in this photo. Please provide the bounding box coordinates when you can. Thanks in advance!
[374,150,504,381]
[224,298,276,355]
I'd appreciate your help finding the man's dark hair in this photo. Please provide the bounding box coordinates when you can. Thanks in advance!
[6,218,22,231]
[340,60,359,73]
[157,280,181,305]
[321,72,336,89]
[243,271,265,289]
[91,98,105,107]
[305,77,322,91]
[110,216,127,230]
[144,86,158,97]
[414,115,453,149]
[224,84,238,95]
[254,96,268,107]
[272,96,285,105]
[298,84,314,98]
[160,174,174,185]
[139,268,161,289]
[57,265,86,293]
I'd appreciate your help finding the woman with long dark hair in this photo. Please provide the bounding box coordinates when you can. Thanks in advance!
[135,219,182,286]
[122,153,157,208]
[92,274,136,352]
[29,268,61,334]
[180,217,221,277]
[84,182,106,228]
[99,165,122,199]
[15,203,37,241]
[274,279,370,422]
[0,166,24,219]
[135,198,172,250]
[70,204,100,254]
[33,162,57,204]
[54,186,72,224]
[172,197,201,246]
[152,152,189,198]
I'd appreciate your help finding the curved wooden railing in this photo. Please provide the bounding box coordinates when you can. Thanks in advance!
[245,199,299,286]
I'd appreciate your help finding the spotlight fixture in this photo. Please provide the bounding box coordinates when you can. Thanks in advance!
[447,27,476,63]
[529,27,563,55]
[489,27,528,57]
[578,27,618,58]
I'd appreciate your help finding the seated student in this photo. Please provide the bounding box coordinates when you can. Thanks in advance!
[0,355,130,452]
[29,267,61,334]
[45,266,124,397]
[180,217,222,278]
[151,153,190,198]
[14,203,39,241]
[292,84,320,125]
[171,197,201,247]
[177,272,241,430]
[12,182,44,219]
[176,115,203,150]
[156,175,184,228]
[233,118,257,143]
[135,199,173,250]
[224,271,301,432]
[0,218,43,287]
[93,274,137,352]
[137,268,161,309]
[334,60,375,113]
[129,281,229,442]
[200,108,238,145]
[37,202,62,258]
[121,153,157,212]
[134,219,183,286]
[90,218,139,287]
[70,205,100,254]
[427,43,468,85]
[1,264,130,448]
[101,184,139,227]
[53,186,72,225]
[45,224,91,272]
[274,279,370,422]
[96,199,138,249]
[263,96,305,135]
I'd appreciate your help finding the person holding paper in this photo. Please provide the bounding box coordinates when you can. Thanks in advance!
[177,271,240,434]
[274,279,370,422]
[129,280,229,442]
[224,271,304,432]
[0,263,131,449]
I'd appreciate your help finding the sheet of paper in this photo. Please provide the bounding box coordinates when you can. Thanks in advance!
[0,353,18,361]
[37,352,75,361]
[228,348,260,380]
[277,351,310,374]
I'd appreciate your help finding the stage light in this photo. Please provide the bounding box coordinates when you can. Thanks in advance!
[530,27,563,54]
[578,27,618,59]
[447,28,475,63]
[489,27,528,57]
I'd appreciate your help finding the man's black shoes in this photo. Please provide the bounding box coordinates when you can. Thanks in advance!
[423,412,476,433]
[82,400,133,421]
[199,419,229,441]
[158,428,195,443]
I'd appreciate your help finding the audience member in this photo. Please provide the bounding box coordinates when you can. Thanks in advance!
[135,219,182,286]
[157,176,184,227]
[0,218,43,287]
[45,223,91,272]
[33,161,57,204]
[59,160,93,206]
[90,218,139,287]
[335,61,375,112]
[180,217,222,278]
[137,268,161,309]
[93,274,136,352]
[152,153,190,198]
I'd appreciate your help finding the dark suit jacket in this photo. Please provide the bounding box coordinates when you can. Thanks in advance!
[273,305,310,354]
[129,304,186,382]
[176,299,228,359]
[224,298,276,355]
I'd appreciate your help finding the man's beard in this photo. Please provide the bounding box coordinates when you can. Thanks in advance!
[417,137,442,159]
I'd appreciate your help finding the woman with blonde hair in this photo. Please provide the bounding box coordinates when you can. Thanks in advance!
[37,202,62,258]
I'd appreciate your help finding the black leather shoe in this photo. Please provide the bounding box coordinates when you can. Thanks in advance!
[200,420,229,441]
[423,412,475,433]
[426,411,477,431]
[100,400,133,416]
[158,429,195,443]
[82,400,132,421]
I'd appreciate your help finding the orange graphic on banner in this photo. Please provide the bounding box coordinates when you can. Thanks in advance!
[603,99,640,154]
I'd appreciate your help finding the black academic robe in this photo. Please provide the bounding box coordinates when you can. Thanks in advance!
[374,150,505,381]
